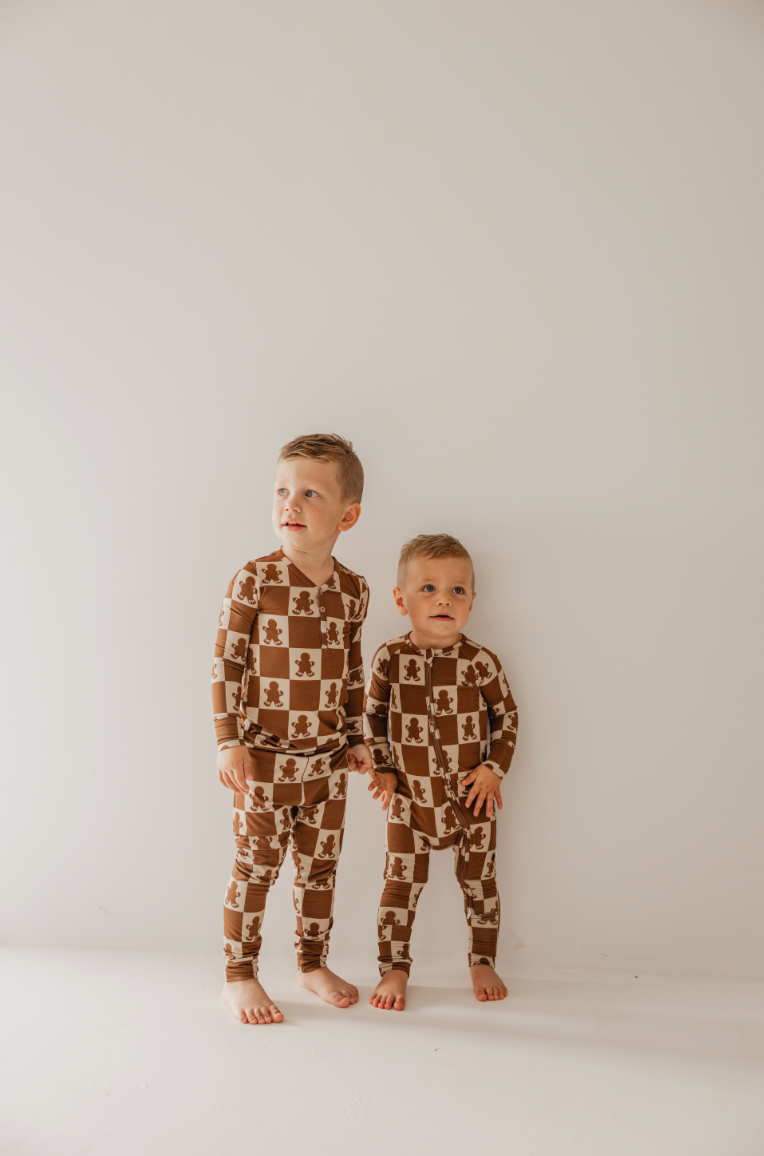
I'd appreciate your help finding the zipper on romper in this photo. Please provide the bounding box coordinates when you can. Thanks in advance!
[425,654,468,832]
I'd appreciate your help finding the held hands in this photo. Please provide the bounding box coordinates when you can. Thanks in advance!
[367,770,397,811]
[347,743,373,775]
[460,764,503,818]
[217,745,255,793]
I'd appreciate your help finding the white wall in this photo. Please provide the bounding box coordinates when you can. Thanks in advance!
[1,0,763,977]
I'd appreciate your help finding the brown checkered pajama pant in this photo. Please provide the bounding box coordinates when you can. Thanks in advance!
[223,746,348,980]
[378,809,499,975]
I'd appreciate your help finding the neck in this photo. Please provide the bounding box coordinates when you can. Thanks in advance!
[280,541,337,587]
[409,627,462,651]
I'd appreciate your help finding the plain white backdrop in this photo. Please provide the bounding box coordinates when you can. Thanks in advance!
[1,0,763,981]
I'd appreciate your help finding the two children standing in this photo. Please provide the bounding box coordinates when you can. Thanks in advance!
[212,434,518,1024]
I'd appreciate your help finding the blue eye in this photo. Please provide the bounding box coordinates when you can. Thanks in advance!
[453,586,464,595]
[423,584,435,592]
[277,488,288,496]
[305,490,317,498]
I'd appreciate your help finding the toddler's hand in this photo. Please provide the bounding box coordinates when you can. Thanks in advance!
[367,770,397,811]
[217,745,255,794]
[460,764,503,818]
[347,743,373,774]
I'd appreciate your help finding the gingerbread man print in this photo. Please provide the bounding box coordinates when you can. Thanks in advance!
[305,922,322,939]
[462,716,477,741]
[292,590,314,615]
[225,881,240,907]
[412,780,427,805]
[318,834,336,858]
[263,681,283,708]
[262,619,283,645]
[292,715,310,738]
[237,575,257,604]
[390,688,398,711]
[333,773,347,799]
[325,621,341,646]
[231,685,242,711]
[403,658,420,682]
[376,657,389,678]
[442,805,458,832]
[406,717,424,744]
[461,664,478,687]
[230,637,248,662]
[232,811,243,837]
[390,796,405,821]
[388,856,407,880]
[324,682,338,708]
[250,786,268,810]
[295,652,315,677]
[279,758,298,782]
[470,826,485,850]
[302,806,320,826]
[435,689,453,714]
[379,910,400,930]
[246,647,257,674]
[262,563,283,584]
[245,915,261,940]
[474,660,491,682]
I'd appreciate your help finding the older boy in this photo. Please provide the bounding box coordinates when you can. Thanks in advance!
[364,534,518,1010]
[212,434,373,1024]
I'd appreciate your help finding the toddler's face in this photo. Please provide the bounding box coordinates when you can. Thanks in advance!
[395,556,476,647]
[272,458,359,553]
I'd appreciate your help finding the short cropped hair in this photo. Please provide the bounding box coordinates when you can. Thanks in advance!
[277,433,364,503]
[397,533,475,588]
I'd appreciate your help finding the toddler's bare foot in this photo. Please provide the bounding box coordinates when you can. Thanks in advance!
[222,978,284,1024]
[470,963,507,1002]
[297,966,358,1008]
[370,968,408,1011]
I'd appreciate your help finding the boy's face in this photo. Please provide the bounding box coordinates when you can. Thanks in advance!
[394,555,476,648]
[272,457,360,554]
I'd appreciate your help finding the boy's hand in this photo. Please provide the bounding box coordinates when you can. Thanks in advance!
[367,770,397,811]
[460,764,504,819]
[217,746,255,794]
[347,743,373,774]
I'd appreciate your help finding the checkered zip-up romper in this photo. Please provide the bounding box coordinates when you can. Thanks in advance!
[364,633,518,974]
[213,548,369,978]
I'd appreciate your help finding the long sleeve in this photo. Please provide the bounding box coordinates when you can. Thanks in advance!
[211,564,260,750]
[363,644,396,772]
[343,578,369,746]
[480,652,518,780]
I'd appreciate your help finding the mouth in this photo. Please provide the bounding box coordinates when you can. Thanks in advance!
[430,614,454,622]
[282,521,306,531]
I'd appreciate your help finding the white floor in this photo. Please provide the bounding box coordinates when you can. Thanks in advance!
[1,948,763,1156]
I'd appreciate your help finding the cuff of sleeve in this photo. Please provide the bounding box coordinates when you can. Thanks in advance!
[346,734,366,748]
[218,738,246,751]
[482,760,506,781]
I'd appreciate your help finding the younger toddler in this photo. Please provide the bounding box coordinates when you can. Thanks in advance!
[364,533,518,1010]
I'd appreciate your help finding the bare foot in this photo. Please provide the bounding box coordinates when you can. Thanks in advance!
[222,978,284,1024]
[370,968,408,1011]
[297,967,358,1008]
[470,963,507,1002]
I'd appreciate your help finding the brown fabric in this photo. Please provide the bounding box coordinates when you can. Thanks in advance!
[377,801,499,974]
[223,746,349,979]
[363,634,518,841]
[212,548,369,754]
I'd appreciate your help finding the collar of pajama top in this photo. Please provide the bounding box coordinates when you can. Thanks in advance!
[362,632,518,839]
[212,547,369,755]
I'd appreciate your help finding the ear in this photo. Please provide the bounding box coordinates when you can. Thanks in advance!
[469,591,477,611]
[337,503,361,533]
[392,587,408,617]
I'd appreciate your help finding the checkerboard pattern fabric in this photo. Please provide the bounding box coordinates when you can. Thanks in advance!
[212,548,369,754]
[363,633,517,973]
[378,804,499,974]
[224,746,349,978]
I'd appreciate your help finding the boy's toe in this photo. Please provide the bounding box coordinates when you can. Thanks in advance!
[271,1007,284,1022]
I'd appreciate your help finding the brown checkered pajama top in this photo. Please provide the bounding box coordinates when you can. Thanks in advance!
[364,635,518,839]
[212,548,369,755]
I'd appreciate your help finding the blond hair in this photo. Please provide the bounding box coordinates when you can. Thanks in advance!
[277,433,364,502]
[397,533,475,588]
